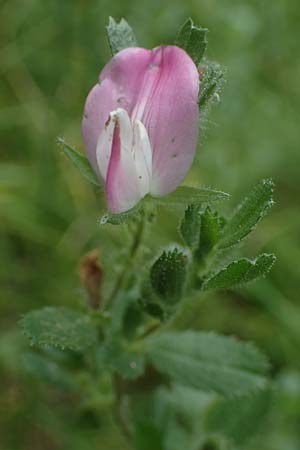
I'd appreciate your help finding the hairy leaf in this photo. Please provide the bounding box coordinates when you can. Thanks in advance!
[58,137,100,187]
[195,207,223,260]
[106,16,137,55]
[152,186,229,207]
[180,204,202,248]
[203,254,276,290]
[150,248,187,304]
[145,331,269,397]
[219,179,274,249]
[205,389,272,445]
[21,307,98,352]
[97,339,145,380]
[175,18,208,66]
[199,60,224,110]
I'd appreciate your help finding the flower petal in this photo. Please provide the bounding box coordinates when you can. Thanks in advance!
[105,109,146,213]
[132,120,152,197]
[82,48,151,180]
[82,80,116,179]
[141,46,200,196]
[96,113,115,180]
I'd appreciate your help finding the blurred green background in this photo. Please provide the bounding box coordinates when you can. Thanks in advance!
[1,0,300,449]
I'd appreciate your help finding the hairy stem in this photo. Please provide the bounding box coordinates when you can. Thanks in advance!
[104,212,146,310]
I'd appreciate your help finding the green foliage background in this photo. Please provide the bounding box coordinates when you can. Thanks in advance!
[1,0,300,448]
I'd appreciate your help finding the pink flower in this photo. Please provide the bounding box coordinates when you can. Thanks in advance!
[82,45,199,213]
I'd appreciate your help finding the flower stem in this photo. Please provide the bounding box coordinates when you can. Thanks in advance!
[104,212,146,310]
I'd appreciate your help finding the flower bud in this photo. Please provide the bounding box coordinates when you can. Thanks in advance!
[79,249,103,309]
[82,45,199,213]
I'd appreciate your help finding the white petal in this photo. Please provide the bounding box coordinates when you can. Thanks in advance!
[96,108,133,181]
[96,113,115,180]
[98,108,154,213]
[133,120,152,197]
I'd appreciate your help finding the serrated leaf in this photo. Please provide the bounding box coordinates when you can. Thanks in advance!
[145,331,269,397]
[106,16,137,55]
[99,203,141,225]
[97,339,145,380]
[58,137,100,187]
[205,389,272,445]
[195,207,223,260]
[219,179,274,249]
[180,204,202,248]
[199,60,224,110]
[150,248,187,305]
[23,352,78,391]
[203,254,276,291]
[21,307,98,352]
[175,18,208,66]
[152,186,229,207]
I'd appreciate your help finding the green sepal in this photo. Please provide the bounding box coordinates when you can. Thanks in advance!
[99,204,142,225]
[180,204,202,248]
[106,16,138,55]
[175,18,208,66]
[57,137,100,187]
[199,60,224,110]
[195,207,224,261]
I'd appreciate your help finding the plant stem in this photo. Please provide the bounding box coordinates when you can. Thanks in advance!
[104,212,146,310]
[113,375,131,439]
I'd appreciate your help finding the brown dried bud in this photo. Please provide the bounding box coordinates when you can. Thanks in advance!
[79,249,103,309]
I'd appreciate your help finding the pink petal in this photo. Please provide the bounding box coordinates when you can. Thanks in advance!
[105,109,151,213]
[82,48,151,180]
[142,46,200,196]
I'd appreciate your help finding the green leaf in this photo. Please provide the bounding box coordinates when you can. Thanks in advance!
[150,248,187,305]
[143,300,165,321]
[175,18,208,66]
[21,307,98,352]
[58,137,100,187]
[23,352,78,391]
[195,207,223,260]
[202,254,276,290]
[152,186,229,207]
[99,204,141,225]
[106,16,138,55]
[219,179,274,249]
[205,389,272,445]
[180,204,202,248]
[199,60,224,110]
[97,339,145,380]
[145,331,269,397]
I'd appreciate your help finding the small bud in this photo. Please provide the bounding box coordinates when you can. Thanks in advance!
[150,248,188,305]
[79,249,103,309]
